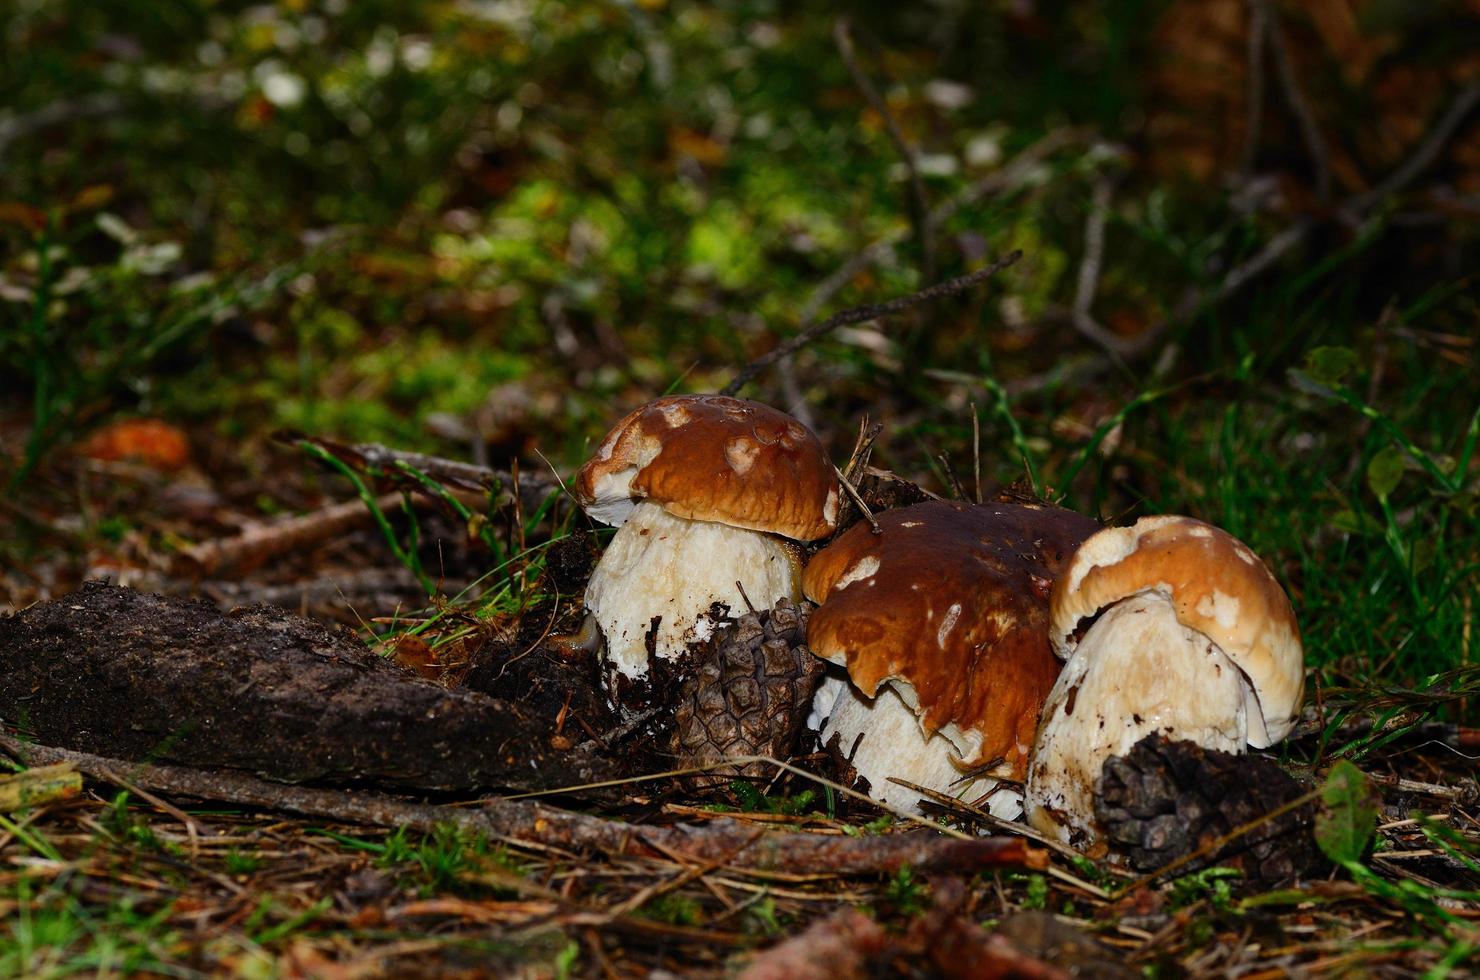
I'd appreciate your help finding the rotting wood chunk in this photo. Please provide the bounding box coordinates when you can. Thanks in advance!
[670,598,824,791]
[1095,734,1320,882]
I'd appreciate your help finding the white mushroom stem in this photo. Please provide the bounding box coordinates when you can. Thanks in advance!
[814,678,1020,819]
[1026,592,1250,846]
[584,501,801,682]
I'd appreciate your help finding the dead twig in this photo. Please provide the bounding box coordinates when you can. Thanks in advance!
[1070,173,1136,357]
[1266,10,1331,202]
[0,734,1046,876]
[197,569,457,609]
[833,463,880,534]
[841,417,884,484]
[721,251,1022,395]
[295,434,559,506]
[177,491,408,576]
[935,452,971,502]
[834,17,934,283]
[0,93,126,162]
[1240,0,1269,177]
[1345,80,1480,216]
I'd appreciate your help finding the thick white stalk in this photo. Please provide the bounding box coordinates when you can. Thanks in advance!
[1026,592,1250,846]
[816,679,1019,818]
[584,501,800,682]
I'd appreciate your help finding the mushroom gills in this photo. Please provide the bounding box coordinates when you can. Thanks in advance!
[1026,591,1250,844]
[816,678,1021,819]
[584,500,802,682]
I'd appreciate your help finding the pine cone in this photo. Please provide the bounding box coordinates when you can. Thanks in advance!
[670,599,825,791]
[1095,735,1319,882]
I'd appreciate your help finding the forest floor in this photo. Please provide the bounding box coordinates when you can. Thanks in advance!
[4,1,1479,976]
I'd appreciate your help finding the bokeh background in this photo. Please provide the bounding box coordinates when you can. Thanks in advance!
[3,0,1478,693]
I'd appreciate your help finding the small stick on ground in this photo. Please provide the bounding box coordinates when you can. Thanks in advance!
[935,452,970,502]
[1071,173,1137,357]
[178,491,408,576]
[1240,0,1269,177]
[841,417,883,483]
[345,440,512,491]
[1266,10,1331,202]
[0,735,1046,876]
[1345,80,1480,215]
[832,463,881,534]
[971,402,982,504]
[300,434,559,501]
[722,251,1022,396]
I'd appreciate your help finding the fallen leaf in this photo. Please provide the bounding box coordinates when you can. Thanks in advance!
[1315,759,1380,866]
[78,418,191,471]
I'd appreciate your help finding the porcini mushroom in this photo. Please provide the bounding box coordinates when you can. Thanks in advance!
[1024,516,1305,847]
[803,499,1099,816]
[573,394,839,697]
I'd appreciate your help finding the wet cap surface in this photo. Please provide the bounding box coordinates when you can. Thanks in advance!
[1049,515,1305,746]
[574,394,839,541]
[803,499,1099,774]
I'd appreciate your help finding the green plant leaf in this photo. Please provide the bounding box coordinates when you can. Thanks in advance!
[1366,446,1406,501]
[1302,346,1359,386]
[1315,760,1380,865]
[1330,508,1380,536]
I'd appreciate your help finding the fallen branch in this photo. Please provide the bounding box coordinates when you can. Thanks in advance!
[0,735,1047,876]
[345,440,538,494]
[1069,172,1134,357]
[291,433,567,503]
[177,490,408,576]
[722,251,1022,395]
[1345,80,1480,216]
[180,435,562,578]
[0,763,81,811]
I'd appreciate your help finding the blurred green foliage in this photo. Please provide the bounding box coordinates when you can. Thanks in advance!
[1,0,1477,696]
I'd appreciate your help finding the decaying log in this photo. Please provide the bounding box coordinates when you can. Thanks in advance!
[0,735,1047,876]
[0,581,622,793]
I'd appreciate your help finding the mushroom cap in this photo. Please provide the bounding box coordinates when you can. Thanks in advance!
[803,499,1100,775]
[1049,515,1304,747]
[573,394,839,541]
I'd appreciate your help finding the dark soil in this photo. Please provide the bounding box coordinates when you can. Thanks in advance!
[459,592,622,750]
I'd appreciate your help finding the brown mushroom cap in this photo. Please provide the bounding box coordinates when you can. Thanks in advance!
[1049,516,1304,747]
[803,499,1100,776]
[573,394,839,541]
